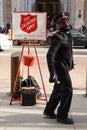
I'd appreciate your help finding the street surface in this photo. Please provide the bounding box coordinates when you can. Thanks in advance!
[0,45,87,91]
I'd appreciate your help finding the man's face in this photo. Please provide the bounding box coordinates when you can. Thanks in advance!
[59,19,71,31]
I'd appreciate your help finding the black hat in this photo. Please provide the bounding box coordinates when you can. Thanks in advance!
[54,12,69,24]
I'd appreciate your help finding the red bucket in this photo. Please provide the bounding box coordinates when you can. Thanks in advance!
[23,54,35,66]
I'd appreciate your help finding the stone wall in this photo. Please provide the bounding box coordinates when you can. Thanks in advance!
[5,0,11,26]
[84,0,87,27]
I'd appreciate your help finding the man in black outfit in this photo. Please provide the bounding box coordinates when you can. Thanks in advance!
[43,12,74,124]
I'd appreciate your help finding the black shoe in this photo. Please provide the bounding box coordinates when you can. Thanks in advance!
[43,111,56,119]
[57,117,74,124]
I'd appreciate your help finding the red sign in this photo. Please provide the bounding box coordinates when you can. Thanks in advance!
[20,14,38,34]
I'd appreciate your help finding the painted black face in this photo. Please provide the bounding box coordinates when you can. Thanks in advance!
[59,19,71,32]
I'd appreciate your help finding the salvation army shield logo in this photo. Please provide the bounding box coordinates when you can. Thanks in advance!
[20,14,38,34]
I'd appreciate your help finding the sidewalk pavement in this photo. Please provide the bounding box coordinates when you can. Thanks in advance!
[0,50,87,130]
[0,86,87,130]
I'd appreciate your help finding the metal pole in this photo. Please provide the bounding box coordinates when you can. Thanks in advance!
[86,67,87,96]
[84,67,87,97]
[11,51,23,94]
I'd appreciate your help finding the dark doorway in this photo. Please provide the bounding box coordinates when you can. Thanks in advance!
[36,0,60,28]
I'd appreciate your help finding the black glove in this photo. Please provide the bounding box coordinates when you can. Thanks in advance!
[49,74,58,83]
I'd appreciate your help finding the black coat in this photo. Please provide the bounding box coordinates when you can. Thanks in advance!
[47,31,74,75]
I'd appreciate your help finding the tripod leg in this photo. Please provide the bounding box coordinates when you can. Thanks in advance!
[33,41,48,103]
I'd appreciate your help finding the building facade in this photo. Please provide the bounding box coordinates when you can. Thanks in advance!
[0,0,5,27]
[84,0,87,27]
[60,0,85,28]
[0,0,86,29]
[74,0,84,28]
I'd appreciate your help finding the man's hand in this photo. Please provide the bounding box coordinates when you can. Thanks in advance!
[49,74,58,83]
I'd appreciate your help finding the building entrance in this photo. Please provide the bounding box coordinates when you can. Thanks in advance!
[36,0,60,28]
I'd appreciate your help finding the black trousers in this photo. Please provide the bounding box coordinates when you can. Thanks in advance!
[44,65,73,118]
